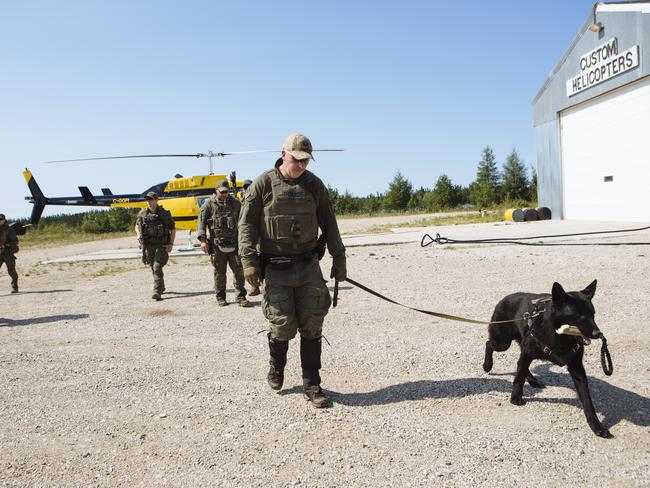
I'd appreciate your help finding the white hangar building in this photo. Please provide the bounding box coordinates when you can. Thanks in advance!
[533,1,650,222]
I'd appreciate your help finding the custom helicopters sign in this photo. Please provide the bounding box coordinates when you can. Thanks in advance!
[566,37,640,97]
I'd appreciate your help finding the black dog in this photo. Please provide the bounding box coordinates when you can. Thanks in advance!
[483,280,612,438]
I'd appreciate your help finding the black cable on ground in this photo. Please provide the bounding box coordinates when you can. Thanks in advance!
[421,224,650,247]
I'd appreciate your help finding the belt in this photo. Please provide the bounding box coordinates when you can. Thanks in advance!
[263,250,316,266]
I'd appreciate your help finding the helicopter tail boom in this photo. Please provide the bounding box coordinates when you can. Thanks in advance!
[23,168,48,226]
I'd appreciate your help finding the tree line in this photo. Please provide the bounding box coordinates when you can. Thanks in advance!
[327,146,537,215]
[28,208,138,234]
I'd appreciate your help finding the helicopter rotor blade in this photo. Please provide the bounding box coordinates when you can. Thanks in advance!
[42,154,205,164]
[220,149,345,155]
[41,149,345,164]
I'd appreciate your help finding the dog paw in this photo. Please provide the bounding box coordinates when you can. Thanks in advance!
[510,396,526,406]
[595,429,613,439]
[482,360,493,373]
[527,377,545,389]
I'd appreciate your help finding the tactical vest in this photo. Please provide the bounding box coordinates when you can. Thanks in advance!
[260,172,319,254]
[207,198,237,252]
[141,212,168,245]
[1,225,18,252]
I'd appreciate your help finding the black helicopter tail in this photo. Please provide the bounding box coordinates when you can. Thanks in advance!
[23,168,48,226]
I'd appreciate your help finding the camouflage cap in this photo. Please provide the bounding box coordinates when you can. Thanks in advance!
[282,134,314,161]
[144,191,159,200]
[216,180,230,192]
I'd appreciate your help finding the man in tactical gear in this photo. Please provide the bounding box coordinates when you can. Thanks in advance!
[239,134,347,408]
[0,214,20,293]
[135,192,176,301]
[242,179,261,297]
[197,180,250,307]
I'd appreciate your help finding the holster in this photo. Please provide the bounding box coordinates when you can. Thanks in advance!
[142,247,151,265]
[315,234,327,260]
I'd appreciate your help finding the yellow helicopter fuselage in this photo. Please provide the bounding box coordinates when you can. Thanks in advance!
[111,174,246,230]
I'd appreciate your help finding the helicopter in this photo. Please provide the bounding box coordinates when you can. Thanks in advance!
[23,149,343,232]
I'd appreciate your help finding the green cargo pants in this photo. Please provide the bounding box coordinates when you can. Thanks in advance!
[0,251,18,290]
[143,245,168,295]
[262,256,331,341]
[210,249,247,300]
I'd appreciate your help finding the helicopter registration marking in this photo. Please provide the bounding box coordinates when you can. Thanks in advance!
[112,198,130,203]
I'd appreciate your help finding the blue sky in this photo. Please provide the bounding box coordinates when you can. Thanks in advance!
[1,0,597,219]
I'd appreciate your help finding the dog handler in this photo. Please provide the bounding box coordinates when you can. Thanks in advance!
[238,134,346,408]
[0,214,20,293]
[196,179,250,307]
[135,192,176,301]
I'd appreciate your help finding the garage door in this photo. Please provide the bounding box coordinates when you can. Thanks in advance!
[559,75,650,222]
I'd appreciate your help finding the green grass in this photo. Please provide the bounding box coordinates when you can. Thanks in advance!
[336,210,432,220]
[394,211,503,228]
[360,211,503,234]
[19,231,133,249]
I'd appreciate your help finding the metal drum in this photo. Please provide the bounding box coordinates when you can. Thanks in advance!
[504,208,524,222]
[522,208,539,221]
[536,206,552,220]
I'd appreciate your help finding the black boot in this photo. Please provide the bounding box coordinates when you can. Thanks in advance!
[301,336,330,408]
[267,333,288,390]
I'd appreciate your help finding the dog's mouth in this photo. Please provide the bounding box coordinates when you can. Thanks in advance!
[556,324,593,345]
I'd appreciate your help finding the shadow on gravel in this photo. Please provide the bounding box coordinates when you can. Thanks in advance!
[0,313,90,328]
[0,289,73,297]
[161,289,263,302]
[316,377,514,406]
[526,363,650,430]
[161,290,216,300]
[278,365,649,431]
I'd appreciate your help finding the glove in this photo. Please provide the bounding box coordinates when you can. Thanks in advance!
[330,253,347,281]
[244,267,261,288]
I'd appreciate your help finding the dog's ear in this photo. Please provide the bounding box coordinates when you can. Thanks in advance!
[551,282,569,305]
[581,279,597,299]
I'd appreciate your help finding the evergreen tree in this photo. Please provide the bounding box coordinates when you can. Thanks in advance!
[530,165,538,203]
[501,148,529,203]
[383,172,413,211]
[429,174,458,210]
[106,208,136,231]
[80,211,111,233]
[326,185,340,213]
[407,187,427,210]
[338,190,360,214]
[363,193,383,215]
[469,146,500,208]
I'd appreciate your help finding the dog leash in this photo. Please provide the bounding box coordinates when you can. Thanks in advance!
[344,277,515,325]
[600,337,613,376]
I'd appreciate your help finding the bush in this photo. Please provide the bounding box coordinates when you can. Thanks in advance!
[80,211,112,233]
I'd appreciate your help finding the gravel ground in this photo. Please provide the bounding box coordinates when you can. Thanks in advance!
[1,215,649,487]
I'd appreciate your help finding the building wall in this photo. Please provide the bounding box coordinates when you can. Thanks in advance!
[534,120,562,219]
[532,8,650,218]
